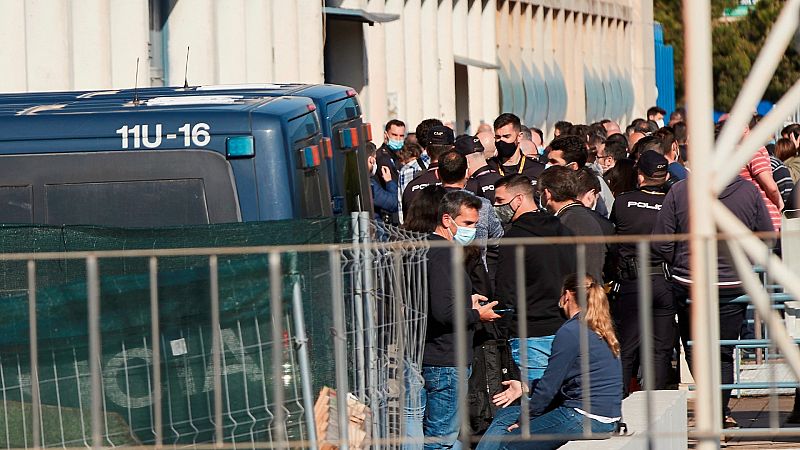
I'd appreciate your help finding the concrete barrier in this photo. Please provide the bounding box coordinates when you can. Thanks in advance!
[560,390,687,450]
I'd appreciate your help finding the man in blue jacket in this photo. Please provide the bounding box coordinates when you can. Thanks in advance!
[367,142,399,223]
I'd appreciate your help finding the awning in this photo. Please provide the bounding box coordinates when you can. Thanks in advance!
[453,55,499,70]
[322,7,400,26]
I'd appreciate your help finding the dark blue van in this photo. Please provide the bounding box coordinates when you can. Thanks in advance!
[0,94,333,226]
[0,84,374,217]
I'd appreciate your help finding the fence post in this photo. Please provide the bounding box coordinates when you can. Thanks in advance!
[87,256,103,450]
[329,248,351,450]
[358,211,380,448]
[28,261,40,450]
[683,0,723,447]
[289,251,318,450]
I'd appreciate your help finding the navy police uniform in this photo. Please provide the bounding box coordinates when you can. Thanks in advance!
[609,150,676,394]
[488,156,545,188]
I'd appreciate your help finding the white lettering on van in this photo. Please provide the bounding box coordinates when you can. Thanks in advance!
[116,122,211,149]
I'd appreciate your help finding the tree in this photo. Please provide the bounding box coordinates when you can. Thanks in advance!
[736,0,800,104]
[654,0,737,107]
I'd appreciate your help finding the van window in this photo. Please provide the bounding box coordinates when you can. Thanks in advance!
[0,150,240,227]
[288,113,330,218]
[328,97,361,126]
[45,179,209,227]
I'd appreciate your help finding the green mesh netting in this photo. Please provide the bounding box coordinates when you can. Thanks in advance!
[0,218,354,447]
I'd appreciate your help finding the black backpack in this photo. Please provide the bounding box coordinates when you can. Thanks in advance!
[468,322,520,434]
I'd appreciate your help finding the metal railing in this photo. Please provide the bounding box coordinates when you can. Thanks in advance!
[7,223,800,448]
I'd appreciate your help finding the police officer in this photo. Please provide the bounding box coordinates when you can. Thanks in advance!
[488,113,544,187]
[402,126,454,215]
[455,134,501,202]
[377,119,405,181]
[609,150,675,394]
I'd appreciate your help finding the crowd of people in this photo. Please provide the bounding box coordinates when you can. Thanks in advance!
[367,107,796,449]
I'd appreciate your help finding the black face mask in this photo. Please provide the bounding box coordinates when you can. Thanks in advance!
[495,140,518,159]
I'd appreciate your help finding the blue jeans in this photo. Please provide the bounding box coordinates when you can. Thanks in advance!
[421,365,471,450]
[476,406,616,450]
[510,336,555,382]
[404,361,426,450]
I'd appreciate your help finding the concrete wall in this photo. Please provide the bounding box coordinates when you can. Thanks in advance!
[0,0,656,142]
[561,390,687,450]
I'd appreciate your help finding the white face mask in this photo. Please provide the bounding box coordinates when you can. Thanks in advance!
[369,157,377,176]
[656,118,665,128]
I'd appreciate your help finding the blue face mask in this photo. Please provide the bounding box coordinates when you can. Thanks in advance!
[450,225,477,246]
[537,146,546,155]
[387,139,404,151]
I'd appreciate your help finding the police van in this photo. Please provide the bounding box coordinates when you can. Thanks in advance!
[0,83,373,217]
[0,93,339,227]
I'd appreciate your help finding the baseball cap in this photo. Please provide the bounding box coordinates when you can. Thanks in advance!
[427,126,455,145]
[454,135,484,155]
[637,150,668,178]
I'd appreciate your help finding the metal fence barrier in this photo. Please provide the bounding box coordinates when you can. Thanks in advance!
[5,225,800,449]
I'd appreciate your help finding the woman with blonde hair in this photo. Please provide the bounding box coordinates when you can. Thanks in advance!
[476,274,622,450]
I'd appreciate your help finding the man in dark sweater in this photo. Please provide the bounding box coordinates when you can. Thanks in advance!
[538,166,609,283]
[414,190,500,449]
[493,174,576,383]
[652,176,773,428]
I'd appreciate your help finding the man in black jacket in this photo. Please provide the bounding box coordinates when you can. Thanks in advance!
[493,174,576,383]
[538,166,609,283]
[413,190,500,449]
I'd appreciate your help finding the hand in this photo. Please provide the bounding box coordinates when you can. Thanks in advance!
[492,380,523,408]
[471,294,488,308]
[474,300,501,322]
[380,166,393,183]
[507,423,519,432]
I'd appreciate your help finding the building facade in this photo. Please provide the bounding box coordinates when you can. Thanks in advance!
[0,0,656,138]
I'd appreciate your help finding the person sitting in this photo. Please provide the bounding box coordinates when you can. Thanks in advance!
[476,274,622,450]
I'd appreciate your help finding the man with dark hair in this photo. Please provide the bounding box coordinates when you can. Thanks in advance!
[547,135,588,168]
[668,107,686,127]
[629,135,661,161]
[399,119,441,192]
[377,119,405,179]
[654,126,688,181]
[597,135,628,174]
[587,127,607,174]
[414,190,500,449]
[610,150,674,395]
[489,113,545,185]
[456,134,500,202]
[782,123,800,139]
[403,126,473,217]
[373,120,405,224]
[548,135,615,217]
[673,121,688,163]
[366,142,398,223]
[439,150,503,284]
[647,106,667,128]
[493,174,576,383]
[653,168,773,428]
[538,166,608,283]
[554,121,573,139]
